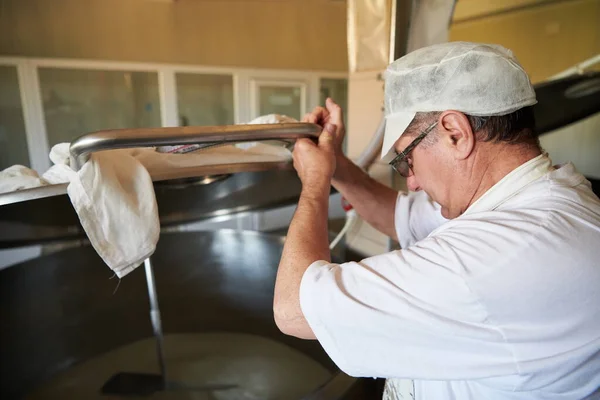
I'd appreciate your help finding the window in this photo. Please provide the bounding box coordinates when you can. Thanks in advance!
[0,57,346,170]
[38,68,161,145]
[176,73,234,126]
[320,78,348,127]
[0,65,29,169]
[251,80,307,121]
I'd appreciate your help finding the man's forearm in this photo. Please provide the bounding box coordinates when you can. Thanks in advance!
[332,156,399,240]
[273,182,330,339]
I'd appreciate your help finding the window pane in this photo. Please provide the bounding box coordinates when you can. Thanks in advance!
[321,78,349,152]
[176,73,234,126]
[0,66,30,170]
[258,86,302,120]
[38,68,161,145]
[320,78,348,126]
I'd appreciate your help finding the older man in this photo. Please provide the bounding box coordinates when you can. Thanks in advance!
[273,42,600,399]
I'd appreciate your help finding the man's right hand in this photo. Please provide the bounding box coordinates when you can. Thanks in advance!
[302,98,346,163]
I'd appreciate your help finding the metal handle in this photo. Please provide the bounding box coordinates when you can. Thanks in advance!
[69,123,322,171]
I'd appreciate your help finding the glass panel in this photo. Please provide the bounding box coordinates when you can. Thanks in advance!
[38,68,161,145]
[320,78,349,152]
[0,65,30,170]
[258,85,302,120]
[320,78,348,126]
[176,73,234,126]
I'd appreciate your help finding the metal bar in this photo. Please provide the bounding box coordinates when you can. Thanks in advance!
[0,183,69,207]
[144,258,167,387]
[0,159,292,207]
[69,123,321,171]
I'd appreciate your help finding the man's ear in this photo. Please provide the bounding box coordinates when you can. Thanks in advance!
[437,111,475,160]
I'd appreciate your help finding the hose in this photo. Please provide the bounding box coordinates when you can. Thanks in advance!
[329,118,385,250]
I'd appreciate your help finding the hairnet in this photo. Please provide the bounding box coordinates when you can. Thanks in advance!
[382,41,537,159]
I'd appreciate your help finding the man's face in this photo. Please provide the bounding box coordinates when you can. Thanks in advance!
[393,129,459,219]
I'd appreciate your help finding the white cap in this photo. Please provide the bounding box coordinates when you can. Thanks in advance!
[382,41,537,159]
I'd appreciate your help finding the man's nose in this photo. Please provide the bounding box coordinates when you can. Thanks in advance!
[406,174,422,192]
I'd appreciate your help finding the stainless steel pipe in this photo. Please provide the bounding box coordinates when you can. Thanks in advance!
[69,123,322,171]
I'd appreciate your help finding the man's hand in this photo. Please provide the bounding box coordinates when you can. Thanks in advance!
[302,98,346,166]
[293,123,336,192]
[275,104,342,341]
[302,99,401,241]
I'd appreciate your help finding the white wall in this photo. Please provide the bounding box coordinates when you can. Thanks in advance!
[540,113,600,179]
[345,70,393,256]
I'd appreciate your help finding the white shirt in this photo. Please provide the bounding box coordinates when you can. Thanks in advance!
[300,155,600,399]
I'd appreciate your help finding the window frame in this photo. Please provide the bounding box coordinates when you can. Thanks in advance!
[0,56,346,173]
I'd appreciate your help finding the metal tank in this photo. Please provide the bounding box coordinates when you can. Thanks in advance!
[0,125,384,399]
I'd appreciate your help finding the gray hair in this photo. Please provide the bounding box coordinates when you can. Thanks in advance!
[407,106,539,148]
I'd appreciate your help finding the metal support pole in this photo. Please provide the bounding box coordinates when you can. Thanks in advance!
[144,257,167,388]
[389,0,414,64]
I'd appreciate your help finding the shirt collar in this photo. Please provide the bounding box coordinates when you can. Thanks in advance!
[462,153,553,216]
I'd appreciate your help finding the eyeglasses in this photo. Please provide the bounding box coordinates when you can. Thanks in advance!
[389,121,438,178]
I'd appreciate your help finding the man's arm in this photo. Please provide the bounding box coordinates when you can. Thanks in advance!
[274,99,397,339]
[332,155,399,240]
[273,124,336,339]
[273,186,329,339]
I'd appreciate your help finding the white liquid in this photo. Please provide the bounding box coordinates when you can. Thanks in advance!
[27,333,332,400]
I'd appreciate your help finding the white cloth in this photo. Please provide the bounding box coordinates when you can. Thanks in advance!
[1,144,159,278]
[247,114,297,125]
[67,149,159,278]
[39,142,291,278]
[235,114,298,150]
[1,115,296,277]
[300,154,600,399]
[42,142,76,184]
[48,142,70,165]
[0,147,158,278]
[62,141,292,277]
[0,143,76,191]
[0,165,47,193]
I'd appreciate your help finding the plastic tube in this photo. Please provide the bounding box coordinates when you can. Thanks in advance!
[549,54,600,81]
[330,209,358,250]
[329,115,385,250]
[355,117,386,170]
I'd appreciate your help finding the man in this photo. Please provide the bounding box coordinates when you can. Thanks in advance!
[273,42,600,399]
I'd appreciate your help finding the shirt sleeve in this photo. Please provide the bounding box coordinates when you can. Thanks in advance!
[394,190,447,248]
[299,234,518,380]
